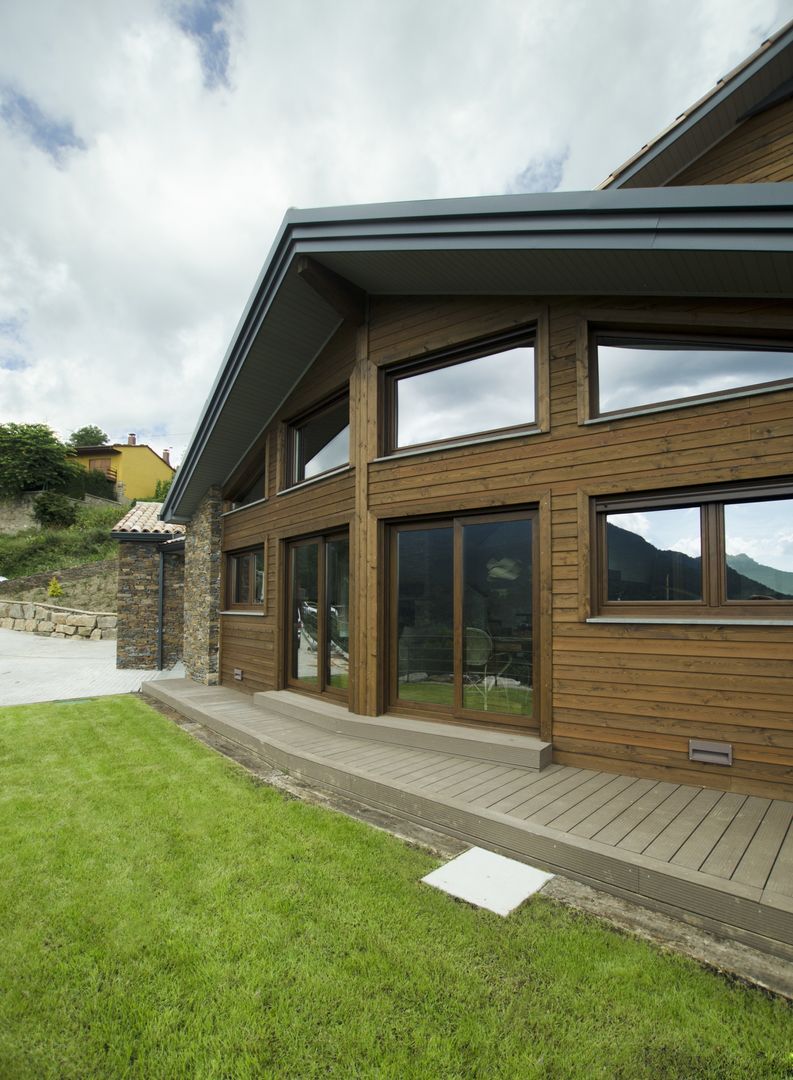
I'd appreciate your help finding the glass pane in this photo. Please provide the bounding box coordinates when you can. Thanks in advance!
[234,555,250,604]
[597,339,793,415]
[606,508,702,601]
[396,527,454,707]
[296,398,349,481]
[462,518,533,717]
[326,538,350,691]
[725,499,793,600]
[290,543,319,685]
[396,345,535,448]
[233,468,265,508]
[254,549,264,604]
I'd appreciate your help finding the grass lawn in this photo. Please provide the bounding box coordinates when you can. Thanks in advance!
[0,697,791,1079]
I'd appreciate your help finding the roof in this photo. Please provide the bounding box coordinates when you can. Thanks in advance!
[161,182,793,523]
[112,502,186,538]
[72,445,121,456]
[74,443,175,471]
[600,18,793,189]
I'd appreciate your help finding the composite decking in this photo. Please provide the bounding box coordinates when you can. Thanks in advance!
[142,678,793,960]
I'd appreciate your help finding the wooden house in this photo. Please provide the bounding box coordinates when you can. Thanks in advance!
[151,23,793,954]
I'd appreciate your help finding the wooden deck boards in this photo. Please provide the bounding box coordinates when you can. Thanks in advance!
[142,679,793,959]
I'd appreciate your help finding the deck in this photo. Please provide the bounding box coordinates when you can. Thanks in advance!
[142,679,793,960]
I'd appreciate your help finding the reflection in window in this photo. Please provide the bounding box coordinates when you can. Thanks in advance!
[396,527,454,707]
[605,508,702,602]
[228,548,264,607]
[230,467,265,509]
[289,395,349,484]
[393,342,535,450]
[595,335,793,416]
[725,501,793,600]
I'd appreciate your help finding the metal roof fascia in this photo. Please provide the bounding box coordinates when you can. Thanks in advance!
[162,184,793,522]
[602,22,793,189]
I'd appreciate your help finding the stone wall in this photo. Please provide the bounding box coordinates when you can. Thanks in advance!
[117,541,160,668]
[0,494,38,535]
[162,548,185,668]
[183,487,222,684]
[116,540,185,669]
[0,558,118,598]
[0,600,116,639]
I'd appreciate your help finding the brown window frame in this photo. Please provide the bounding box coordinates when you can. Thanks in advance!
[382,326,539,455]
[593,481,793,619]
[226,546,265,610]
[588,327,793,420]
[285,390,350,488]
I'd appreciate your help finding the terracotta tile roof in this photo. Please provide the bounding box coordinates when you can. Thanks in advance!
[112,502,186,536]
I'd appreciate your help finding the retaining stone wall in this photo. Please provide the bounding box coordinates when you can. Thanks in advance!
[0,600,116,639]
[0,558,118,598]
[0,494,38,535]
[183,487,222,685]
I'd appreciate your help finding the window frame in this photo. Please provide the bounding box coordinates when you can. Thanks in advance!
[285,389,350,488]
[593,481,793,620]
[382,326,540,456]
[226,546,265,611]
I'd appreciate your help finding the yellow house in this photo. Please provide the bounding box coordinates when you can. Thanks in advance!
[74,434,175,502]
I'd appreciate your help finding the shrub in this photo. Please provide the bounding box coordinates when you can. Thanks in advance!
[47,576,63,598]
[32,492,78,529]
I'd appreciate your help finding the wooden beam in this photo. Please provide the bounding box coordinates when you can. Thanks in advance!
[296,255,366,325]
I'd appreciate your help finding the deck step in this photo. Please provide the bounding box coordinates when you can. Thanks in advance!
[252,690,552,770]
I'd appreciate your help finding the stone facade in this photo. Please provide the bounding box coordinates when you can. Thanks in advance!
[0,600,117,639]
[183,487,222,684]
[162,548,185,668]
[117,541,161,667]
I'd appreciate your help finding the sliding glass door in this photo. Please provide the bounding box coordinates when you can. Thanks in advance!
[287,532,349,699]
[391,512,536,728]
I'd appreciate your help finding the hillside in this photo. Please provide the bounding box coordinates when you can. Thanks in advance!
[0,503,120,611]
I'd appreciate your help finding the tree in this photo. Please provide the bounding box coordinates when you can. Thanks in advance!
[0,423,79,498]
[32,492,78,528]
[69,425,109,447]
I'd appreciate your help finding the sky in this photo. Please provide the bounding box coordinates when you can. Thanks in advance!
[1,0,790,466]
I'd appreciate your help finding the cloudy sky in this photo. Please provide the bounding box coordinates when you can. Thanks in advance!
[1,0,789,463]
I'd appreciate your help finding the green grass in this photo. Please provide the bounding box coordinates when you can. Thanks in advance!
[0,697,790,1079]
[0,503,120,579]
[399,679,533,716]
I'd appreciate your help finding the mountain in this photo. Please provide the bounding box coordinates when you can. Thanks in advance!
[726,553,793,599]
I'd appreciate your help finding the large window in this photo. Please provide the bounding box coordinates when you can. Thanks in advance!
[286,392,349,486]
[391,512,537,728]
[594,483,793,618]
[590,330,793,418]
[226,548,265,609]
[385,329,537,453]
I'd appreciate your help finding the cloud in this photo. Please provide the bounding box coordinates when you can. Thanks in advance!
[0,0,787,465]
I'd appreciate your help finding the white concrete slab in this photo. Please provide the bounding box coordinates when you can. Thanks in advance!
[0,628,183,707]
[422,846,555,916]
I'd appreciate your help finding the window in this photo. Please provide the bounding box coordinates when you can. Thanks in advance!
[225,441,268,511]
[384,328,537,453]
[590,330,793,418]
[227,548,265,609]
[594,483,793,618]
[286,392,349,486]
[228,467,265,510]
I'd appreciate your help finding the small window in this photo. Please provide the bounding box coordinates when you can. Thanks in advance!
[591,331,793,417]
[227,548,265,609]
[229,467,265,510]
[385,329,536,453]
[595,484,793,618]
[287,393,349,486]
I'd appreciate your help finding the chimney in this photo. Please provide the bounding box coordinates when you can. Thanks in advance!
[162,449,170,466]
[128,433,136,446]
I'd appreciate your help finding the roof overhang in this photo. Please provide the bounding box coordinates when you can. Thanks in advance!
[162,183,793,522]
[601,19,793,188]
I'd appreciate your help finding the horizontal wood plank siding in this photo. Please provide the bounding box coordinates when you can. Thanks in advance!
[671,97,793,186]
[218,293,793,798]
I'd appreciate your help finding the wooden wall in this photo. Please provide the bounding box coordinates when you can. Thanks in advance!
[671,95,793,185]
[219,294,793,800]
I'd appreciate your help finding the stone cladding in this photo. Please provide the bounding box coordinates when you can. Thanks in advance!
[117,542,160,667]
[183,487,222,684]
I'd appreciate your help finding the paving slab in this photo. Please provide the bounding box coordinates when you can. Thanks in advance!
[0,628,183,706]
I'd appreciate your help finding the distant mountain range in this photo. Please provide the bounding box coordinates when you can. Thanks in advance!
[726,553,793,598]
[607,525,792,601]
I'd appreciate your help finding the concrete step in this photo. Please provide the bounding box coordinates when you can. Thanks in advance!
[253,689,552,770]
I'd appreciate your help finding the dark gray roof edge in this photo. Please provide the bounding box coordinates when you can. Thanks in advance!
[162,183,793,522]
[602,18,793,189]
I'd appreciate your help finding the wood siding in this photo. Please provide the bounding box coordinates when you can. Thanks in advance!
[671,96,793,185]
[220,295,793,800]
